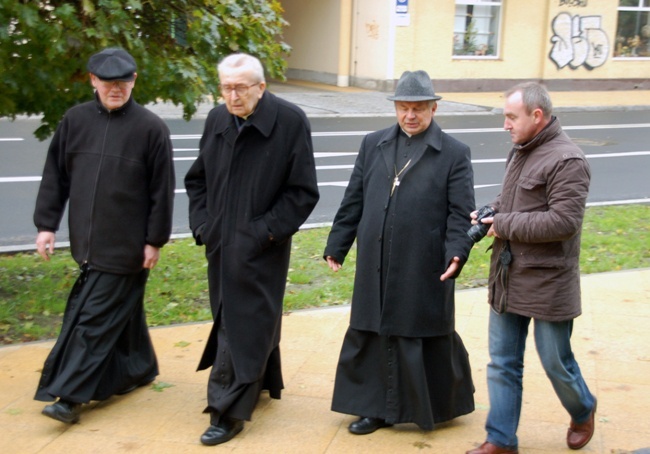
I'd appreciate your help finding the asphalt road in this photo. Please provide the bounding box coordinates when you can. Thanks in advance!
[1,110,649,250]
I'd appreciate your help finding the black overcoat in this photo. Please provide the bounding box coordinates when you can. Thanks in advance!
[324,122,475,337]
[185,91,319,383]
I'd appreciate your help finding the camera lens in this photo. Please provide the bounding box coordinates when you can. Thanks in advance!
[467,223,489,243]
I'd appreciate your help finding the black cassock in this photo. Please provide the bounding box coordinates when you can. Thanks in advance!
[35,268,158,403]
[331,132,475,430]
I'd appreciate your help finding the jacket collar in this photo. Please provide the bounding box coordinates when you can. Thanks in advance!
[514,116,561,154]
[377,120,443,151]
[94,93,134,115]
[214,91,278,138]
[377,121,443,177]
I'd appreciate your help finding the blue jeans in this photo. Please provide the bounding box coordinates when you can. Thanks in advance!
[485,310,595,450]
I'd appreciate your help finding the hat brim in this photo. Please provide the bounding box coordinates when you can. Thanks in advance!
[387,95,442,102]
[95,73,136,82]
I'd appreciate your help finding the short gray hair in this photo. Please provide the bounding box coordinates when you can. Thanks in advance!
[505,82,553,119]
[218,53,265,83]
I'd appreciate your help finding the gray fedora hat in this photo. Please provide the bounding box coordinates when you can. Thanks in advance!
[87,48,137,81]
[387,70,442,102]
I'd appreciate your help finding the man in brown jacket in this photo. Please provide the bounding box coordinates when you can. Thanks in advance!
[466,83,596,454]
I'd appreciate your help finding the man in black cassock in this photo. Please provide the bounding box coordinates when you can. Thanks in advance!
[324,70,476,434]
[33,48,175,424]
[184,53,319,446]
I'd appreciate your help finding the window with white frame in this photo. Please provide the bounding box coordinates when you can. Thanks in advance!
[453,0,502,57]
[615,0,650,58]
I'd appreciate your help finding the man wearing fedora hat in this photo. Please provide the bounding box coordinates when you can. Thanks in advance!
[324,70,476,434]
[33,47,175,424]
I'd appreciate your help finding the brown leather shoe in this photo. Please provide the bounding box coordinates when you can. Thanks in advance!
[567,398,597,450]
[466,441,518,454]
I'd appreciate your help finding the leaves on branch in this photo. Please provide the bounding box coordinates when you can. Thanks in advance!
[0,0,290,139]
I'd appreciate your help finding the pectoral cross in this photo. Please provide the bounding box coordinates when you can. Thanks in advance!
[391,159,411,197]
[391,176,400,197]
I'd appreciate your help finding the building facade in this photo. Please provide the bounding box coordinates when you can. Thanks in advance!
[281,0,650,92]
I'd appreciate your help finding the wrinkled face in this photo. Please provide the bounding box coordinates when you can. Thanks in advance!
[90,73,136,111]
[219,70,266,118]
[395,101,436,135]
[503,91,543,145]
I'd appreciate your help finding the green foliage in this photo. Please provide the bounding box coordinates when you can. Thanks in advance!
[0,205,648,344]
[0,0,290,140]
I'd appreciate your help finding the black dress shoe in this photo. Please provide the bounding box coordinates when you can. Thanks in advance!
[42,399,81,424]
[348,416,393,435]
[200,417,244,446]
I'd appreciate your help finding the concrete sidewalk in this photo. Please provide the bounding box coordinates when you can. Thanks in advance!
[1,269,649,453]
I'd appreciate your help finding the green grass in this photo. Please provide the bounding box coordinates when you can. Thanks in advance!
[0,205,648,344]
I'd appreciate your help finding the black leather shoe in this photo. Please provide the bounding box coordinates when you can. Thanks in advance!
[200,417,244,446]
[348,416,393,435]
[42,399,81,424]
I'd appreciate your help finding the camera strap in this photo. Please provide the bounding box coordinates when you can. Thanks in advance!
[496,241,512,313]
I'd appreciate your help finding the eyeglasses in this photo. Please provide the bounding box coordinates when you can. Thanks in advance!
[98,79,133,89]
[219,83,260,96]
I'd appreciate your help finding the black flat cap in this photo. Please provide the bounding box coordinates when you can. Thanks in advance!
[87,48,136,81]
[387,70,442,102]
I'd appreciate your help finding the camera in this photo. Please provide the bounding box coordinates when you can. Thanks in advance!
[467,205,495,243]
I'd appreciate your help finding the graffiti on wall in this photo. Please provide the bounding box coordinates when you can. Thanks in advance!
[549,12,609,70]
[558,0,588,7]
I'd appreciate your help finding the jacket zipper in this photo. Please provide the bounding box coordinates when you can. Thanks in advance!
[83,111,112,267]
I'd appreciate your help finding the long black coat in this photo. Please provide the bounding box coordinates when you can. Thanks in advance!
[324,122,475,337]
[185,91,319,383]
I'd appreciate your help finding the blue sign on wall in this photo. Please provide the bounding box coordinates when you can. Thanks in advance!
[396,0,409,14]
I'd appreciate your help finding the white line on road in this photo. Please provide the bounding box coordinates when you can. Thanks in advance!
[7,124,650,144]
[317,165,355,170]
[5,151,650,183]
[0,176,42,182]
[584,151,650,158]
[313,151,650,169]
[170,134,202,140]
[314,182,501,189]
[166,123,650,140]
[587,199,649,206]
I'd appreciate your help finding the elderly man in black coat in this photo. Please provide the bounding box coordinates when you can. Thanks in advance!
[33,48,175,424]
[324,70,476,434]
[185,53,319,446]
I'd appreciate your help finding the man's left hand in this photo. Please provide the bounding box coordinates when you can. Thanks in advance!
[440,256,461,281]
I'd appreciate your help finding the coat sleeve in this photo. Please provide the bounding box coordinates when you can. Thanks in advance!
[145,121,175,248]
[323,135,368,265]
[33,119,70,233]
[443,140,476,275]
[184,112,214,245]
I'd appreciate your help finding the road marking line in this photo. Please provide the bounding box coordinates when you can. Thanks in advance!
[0,176,42,182]
[166,124,650,140]
[6,124,650,143]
